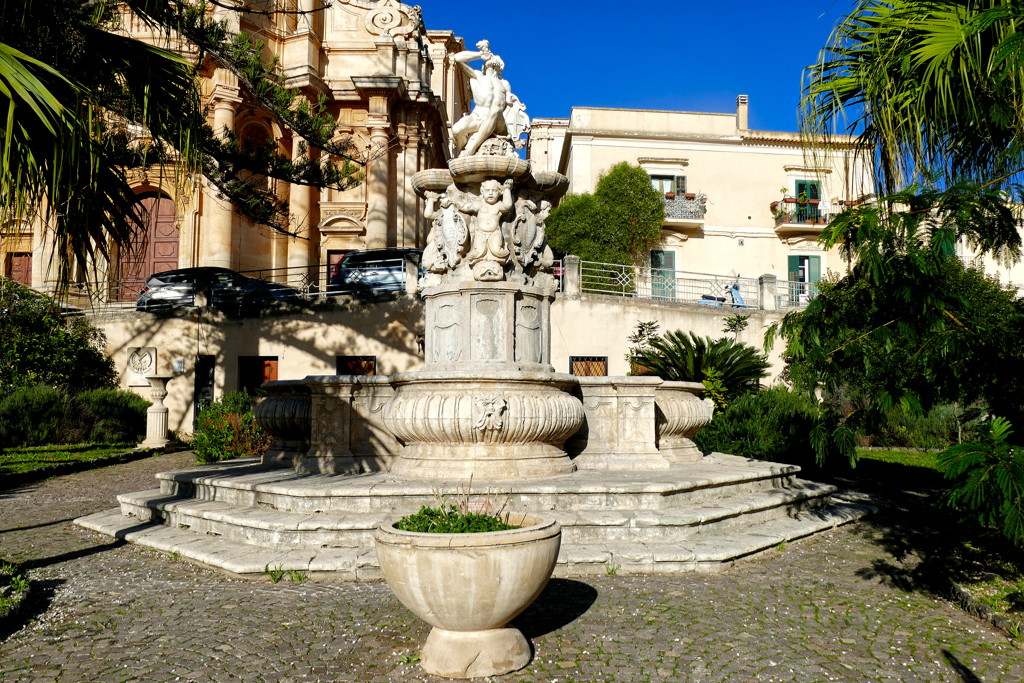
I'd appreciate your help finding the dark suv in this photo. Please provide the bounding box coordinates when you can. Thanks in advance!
[329,248,423,295]
[136,267,298,311]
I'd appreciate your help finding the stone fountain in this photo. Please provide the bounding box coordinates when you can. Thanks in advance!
[383,41,582,479]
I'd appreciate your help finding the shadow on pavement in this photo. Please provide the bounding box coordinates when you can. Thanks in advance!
[0,517,82,534]
[943,649,983,683]
[0,578,66,643]
[512,578,598,639]
[23,539,126,571]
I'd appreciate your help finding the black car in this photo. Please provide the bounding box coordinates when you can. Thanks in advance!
[136,267,298,311]
[329,248,423,295]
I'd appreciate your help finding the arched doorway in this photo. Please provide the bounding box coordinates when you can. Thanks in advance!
[117,192,180,301]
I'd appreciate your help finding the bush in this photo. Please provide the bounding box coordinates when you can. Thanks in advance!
[193,390,271,464]
[0,279,117,392]
[546,162,664,266]
[71,389,150,444]
[0,385,70,447]
[938,418,1024,548]
[0,385,150,447]
[694,388,824,467]
[633,331,771,406]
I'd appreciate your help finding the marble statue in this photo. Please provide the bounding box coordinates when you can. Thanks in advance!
[452,40,530,158]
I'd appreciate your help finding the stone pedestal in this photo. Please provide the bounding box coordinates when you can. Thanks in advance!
[300,376,404,474]
[253,380,312,468]
[139,375,174,450]
[568,377,670,470]
[655,381,716,463]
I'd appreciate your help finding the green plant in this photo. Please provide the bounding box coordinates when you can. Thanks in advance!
[168,551,181,562]
[776,540,787,552]
[605,562,620,576]
[192,390,271,464]
[264,565,286,583]
[394,506,518,534]
[547,162,664,267]
[0,385,149,447]
[938,418,1024,548]
[633,331,770,401]
[701,367,729,412]
[285,569,307,582]
[398,654,420,665]
[625,320,660,375]
[722,314,750,338]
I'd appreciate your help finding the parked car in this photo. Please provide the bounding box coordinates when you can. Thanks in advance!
[329,248,423,295]
[136,267,298,311]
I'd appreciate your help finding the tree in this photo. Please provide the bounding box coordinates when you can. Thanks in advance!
[0,279,117,392]
[546,162,664,266]
[1,0,361,285]
[803,0,1024,196]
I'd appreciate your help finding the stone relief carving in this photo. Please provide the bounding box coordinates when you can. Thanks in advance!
[432,303,461,363]
[363,0,419,37]
[515,302,542,364]
[473,394,507,435]
[126,347,157,387]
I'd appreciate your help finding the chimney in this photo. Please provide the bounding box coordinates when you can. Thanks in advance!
[736,94,749,131]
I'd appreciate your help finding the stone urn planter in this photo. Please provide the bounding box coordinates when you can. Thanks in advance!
[654,381,716,463]
[252,380,312,468]
[374,513,561,679]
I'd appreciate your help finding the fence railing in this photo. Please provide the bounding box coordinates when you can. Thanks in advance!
[663,196,707,220]
[578,260,760,309]
[776,280,820,309]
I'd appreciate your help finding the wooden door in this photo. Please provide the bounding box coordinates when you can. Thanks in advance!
[238,356,279,394]
[118,194,179,301]
[5,253,31,285]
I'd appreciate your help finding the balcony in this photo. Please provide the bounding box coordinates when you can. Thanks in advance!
[662,194,706,229]
[773,201,833,234]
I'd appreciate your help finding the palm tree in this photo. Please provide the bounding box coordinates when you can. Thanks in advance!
[1,0,360,285]
[632,331,771,400]
[802,0,1024,195]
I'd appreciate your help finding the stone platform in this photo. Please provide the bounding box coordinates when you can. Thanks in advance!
[76,453,873,579]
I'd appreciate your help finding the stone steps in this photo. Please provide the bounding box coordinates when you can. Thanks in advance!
[151,453,803,513]
[76,501,872,578]
[117,479,837,549]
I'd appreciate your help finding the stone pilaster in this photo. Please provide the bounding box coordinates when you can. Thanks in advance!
[201,84,241,269]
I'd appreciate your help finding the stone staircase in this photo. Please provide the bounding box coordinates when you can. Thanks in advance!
[76,452,873,579]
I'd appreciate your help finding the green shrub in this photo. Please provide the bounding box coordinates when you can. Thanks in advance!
[694,388,824,467]
[633,331,771,402]
[0,279,117,392]
[193,390,271,464]
[394,506,519,534]
[0,385,150,447]
[0,385,70,447]
[71,389,150,444]
[938,417,1024,548]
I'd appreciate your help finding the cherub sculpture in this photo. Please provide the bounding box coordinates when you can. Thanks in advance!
[448,178,514,281]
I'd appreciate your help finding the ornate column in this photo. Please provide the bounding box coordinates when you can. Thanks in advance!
[201,84,241,269]
[139,375,174,450]
[288,134,313,275]
[366,97,392,250]
[402,122,421,248]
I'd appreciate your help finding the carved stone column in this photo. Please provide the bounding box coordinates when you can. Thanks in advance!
[288,134,313,275]
[298,377,359,474]
[366,119,391,249]
[201,85,241,269]
[139,375,174,450]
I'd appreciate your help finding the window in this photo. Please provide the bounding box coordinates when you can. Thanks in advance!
[336,355,376,376]
[650,250,676,300]
[570,356,608,377]
[787,255,821,303]
[794,180,821,222]
[238,356,278,393]
[650,175,686,196]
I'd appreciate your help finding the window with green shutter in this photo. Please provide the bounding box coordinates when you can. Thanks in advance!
[674,176,687,195]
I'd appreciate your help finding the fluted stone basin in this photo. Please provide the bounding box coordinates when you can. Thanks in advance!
[655,381,716,463]
[448,156,530,183]
[374,514,560,678]
[411,168,455,196]
[252,380,312,467]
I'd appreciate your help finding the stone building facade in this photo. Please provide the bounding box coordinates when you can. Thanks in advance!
[6,0,471,294]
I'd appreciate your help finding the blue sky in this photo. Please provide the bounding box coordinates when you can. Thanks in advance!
[422,0,856,132]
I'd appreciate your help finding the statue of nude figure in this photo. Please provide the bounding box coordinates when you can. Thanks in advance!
[450,179,513,266]
[452,40,513,158]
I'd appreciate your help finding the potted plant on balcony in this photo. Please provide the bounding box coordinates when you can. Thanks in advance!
[665,191,675,199]
[685,192,696,200]
[375,493,561,679]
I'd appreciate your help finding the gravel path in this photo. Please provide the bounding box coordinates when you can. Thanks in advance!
[1,453,1022,682]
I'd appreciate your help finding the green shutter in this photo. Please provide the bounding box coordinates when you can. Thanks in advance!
[675,176,687,195]
[809,256,821,283]
[795,181,807,199]
[788,255,799,281]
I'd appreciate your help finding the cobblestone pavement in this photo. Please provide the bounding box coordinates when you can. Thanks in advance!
[2,454,1023,682]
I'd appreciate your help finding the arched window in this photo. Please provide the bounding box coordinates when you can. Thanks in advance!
[117,191,179,301]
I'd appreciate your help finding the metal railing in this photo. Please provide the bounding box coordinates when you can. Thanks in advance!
[663,195,707,220]
[774,203,836,227]
[579,260,760,309]
[777,280,820,309]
